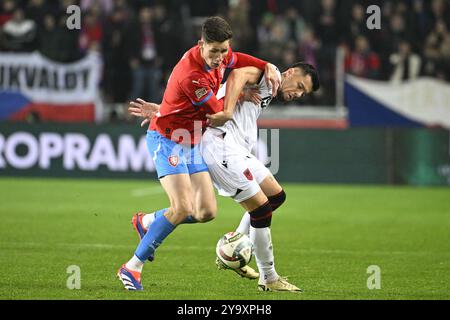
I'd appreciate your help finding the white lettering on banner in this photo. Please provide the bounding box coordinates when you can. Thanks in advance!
[39,133,64,169]
[0,131,156,173]
[89,134,118,170]
[117,135,153,172]
[0,66,90,93]
[0,134,5,168]
[63,133,91,170]
[0,52,101,104]
[5,132,38,169]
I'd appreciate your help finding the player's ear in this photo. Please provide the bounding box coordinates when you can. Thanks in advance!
[285,68,295,78]
[198,39,204,48]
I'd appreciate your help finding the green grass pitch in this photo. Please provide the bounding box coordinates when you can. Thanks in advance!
[0,177,449,300]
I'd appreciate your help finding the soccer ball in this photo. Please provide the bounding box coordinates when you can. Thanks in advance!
[216,232,253,269]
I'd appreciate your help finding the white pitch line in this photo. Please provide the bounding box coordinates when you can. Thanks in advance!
[289,248,450,257]
[0,242,209,251]
[1,242,449,257]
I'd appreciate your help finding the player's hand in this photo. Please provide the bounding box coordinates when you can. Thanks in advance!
[206,111,233,127]
[264,63,280,97]
[128,98,160,127]
[241,87,262,105]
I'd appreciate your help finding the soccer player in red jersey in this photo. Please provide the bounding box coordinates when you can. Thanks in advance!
[118,16,280,290]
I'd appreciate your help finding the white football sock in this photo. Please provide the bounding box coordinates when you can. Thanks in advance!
[236,212,250,236]
[125,255,144,273]
[142,212,155,229]
[250,226,279,283]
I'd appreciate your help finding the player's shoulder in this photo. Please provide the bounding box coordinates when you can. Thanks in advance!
[173,46,198,68]
[179,46,205,68]
[174,63,207,85]
[179,70,209,87]
[177,61,209,86]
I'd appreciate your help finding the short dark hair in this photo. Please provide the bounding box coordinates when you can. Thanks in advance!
[290,62,320,92]
[202,16,233,43]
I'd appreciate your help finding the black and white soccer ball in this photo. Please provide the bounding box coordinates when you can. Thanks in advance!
[216,232,253,269]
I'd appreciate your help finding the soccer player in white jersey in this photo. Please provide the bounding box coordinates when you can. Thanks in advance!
[203,62,320,292]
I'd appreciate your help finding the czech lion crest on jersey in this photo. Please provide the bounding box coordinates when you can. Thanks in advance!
[168,155,179,167]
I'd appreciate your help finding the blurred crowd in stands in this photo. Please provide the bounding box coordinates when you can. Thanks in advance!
[1,0,450,107]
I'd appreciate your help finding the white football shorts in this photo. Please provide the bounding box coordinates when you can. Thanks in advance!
[201,129,271,203]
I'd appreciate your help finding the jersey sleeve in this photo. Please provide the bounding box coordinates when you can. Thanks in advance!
[225,48,267,70]
[179,73,223,114]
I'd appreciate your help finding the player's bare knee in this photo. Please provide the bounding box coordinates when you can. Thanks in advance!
[268,190,286,212]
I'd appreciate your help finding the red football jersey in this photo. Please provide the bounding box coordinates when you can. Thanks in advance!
[149,45,267,145]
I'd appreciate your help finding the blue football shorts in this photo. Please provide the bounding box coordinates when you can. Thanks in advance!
[146,130,209,179]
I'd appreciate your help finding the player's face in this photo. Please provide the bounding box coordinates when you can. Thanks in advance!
[198,39,230,69]
[278,68,313,102]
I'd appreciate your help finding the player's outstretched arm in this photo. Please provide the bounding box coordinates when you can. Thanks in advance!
[232,52,280,97]
[207,67,262,127]
[128,98,160,127]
